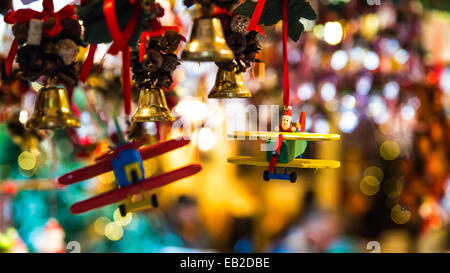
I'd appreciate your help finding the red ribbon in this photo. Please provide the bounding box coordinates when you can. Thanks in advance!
[103,0,142,115]
[246,0,266,34]
[282,0,289,107]
[79,44,97,82]
[5,39,18,77]
[3,0,76,76]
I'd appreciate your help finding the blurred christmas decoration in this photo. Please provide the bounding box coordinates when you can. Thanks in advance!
[207,9,262,98]
[58,120,202,216]
[78,0,167,115]
[181,0,234,62]
[131,30,184,122]
[26,77,80,129]
[3,0,83,129]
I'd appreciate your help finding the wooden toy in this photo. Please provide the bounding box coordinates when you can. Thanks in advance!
[227,109,340,183]
[58,119,201,215]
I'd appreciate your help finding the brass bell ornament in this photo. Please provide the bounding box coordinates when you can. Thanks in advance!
[26,79,80,129]
[181,17,234,63]
[208,68,252,99]
[131,86,175,122]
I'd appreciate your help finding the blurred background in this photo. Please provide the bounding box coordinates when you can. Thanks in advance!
[0,0,449,253]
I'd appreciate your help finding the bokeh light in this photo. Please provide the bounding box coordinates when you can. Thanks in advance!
[380,140,401,161]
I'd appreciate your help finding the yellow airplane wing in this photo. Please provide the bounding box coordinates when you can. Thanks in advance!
[227,156,340,169]
[228,131,341,141]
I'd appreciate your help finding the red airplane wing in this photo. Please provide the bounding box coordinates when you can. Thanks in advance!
[139,138,190,160]
[69,164,202,214]
[94,137,148,162]
[57,160,114,185]
[268,134,283,173]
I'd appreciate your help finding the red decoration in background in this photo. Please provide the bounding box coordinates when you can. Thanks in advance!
[103,0,142,115]
[3,0,76,76]
[5,40,17,76]
[79,44,97,82]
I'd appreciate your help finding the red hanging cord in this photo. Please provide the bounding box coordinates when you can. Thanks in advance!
[282,0,289,108]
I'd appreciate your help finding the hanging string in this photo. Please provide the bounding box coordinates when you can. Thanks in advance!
[282,0,289,108]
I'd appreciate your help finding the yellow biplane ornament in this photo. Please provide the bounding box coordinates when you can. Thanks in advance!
[227,111,340,183]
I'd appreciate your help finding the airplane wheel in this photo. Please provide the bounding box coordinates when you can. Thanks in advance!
[289,172,297,183]
[151,194,158,208]
[119,204,127,217]
[263,170,270,181]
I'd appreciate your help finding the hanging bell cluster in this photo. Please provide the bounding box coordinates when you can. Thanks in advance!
[208,68,251,99]
[131,86,175,122]
[182,17,234,63]
[26,79,80,129]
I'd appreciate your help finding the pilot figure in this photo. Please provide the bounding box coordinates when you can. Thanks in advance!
[276,106,297,132]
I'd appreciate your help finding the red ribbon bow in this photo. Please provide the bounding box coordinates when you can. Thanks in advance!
[3,0,76,76]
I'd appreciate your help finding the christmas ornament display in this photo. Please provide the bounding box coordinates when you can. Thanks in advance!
[208,9,262,98]
[3,0,83,129]
[131,30,184,122]
[26,77,80,129]
[78,0,166,116]
[58,125,202,216]
[226,2,341,183]
[235,0,316,107]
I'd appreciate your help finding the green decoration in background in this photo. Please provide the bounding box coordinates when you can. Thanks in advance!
[77,0,145,46]
[234,0,317,41]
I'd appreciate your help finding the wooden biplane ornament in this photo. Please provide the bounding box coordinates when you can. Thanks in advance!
[227,109,340,183]
[58,119,201,216]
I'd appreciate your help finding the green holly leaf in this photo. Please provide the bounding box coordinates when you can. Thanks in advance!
[78,0,144,46]
[287,0,304,19]
[262,0,283,26]
[287,18,304,42]
[233,0,257,18]
[302,2,317,20]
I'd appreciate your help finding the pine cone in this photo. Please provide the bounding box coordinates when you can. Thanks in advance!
[157,74,172,89]
[12,23,28,45]
[161,54,179,72]
[55,39,79,65]
[43,17,57,31]
[231,15,250,35]
[141,49,163,72]
[164,30,181,53]
[226,33,247,54]
[17,45,43,71]
[61,18,82,40]
[148,36,167,51]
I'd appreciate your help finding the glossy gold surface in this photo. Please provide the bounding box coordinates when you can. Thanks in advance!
[26,84,80,129]
[181,17,234,62]
[131,87,175,122]
[208,68,252,98]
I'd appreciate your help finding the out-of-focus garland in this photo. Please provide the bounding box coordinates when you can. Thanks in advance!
[131,31,183,89]
[4,0,84,87]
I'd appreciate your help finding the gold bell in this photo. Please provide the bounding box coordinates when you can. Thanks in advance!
[26,80,80,129]
[182,17,234,62]
[208,68,252,98]
[131,87,175,122]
